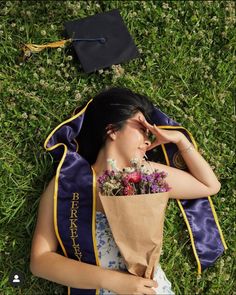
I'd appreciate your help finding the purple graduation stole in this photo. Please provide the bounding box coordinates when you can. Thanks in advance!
[44,99,227,295]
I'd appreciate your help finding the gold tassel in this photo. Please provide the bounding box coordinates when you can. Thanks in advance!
[20,39,72,62]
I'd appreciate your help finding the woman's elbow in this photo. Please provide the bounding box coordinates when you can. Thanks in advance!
[30,258,38,276]
[29,254,44,277]
[210,181,221,195]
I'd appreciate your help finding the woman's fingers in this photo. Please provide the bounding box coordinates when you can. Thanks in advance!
[138,116,153,128]
[138,117,159,134]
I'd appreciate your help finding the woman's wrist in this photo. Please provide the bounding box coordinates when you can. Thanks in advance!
[101,269,129,292]
[176,135,193,152]
[100,268,124,291]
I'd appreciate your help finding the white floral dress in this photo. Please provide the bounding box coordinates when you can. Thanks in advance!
[96,211,175,295]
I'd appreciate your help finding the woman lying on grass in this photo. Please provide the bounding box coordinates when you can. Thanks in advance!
[30,87,221,295]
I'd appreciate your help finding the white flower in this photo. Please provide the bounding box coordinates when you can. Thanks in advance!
[140,164,152,174]
[123,167,135,173]
[21,112,28,119]
[107,159,118,171]
[40,30,46,36]
[130,158,140,166]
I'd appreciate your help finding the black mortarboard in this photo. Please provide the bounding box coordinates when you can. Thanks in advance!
[64,9,139,73]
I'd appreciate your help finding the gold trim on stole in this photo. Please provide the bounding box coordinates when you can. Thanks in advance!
[157,125,228,275]
[43,100,93,295]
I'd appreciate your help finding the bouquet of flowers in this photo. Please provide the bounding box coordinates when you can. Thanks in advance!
[98,158,172,280]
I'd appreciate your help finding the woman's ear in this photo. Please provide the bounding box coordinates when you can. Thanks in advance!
[107,129,116,140]
[106,124,117,140]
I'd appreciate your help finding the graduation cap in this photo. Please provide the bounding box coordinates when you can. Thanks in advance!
[64,9,139,73]
[20,9,139,73]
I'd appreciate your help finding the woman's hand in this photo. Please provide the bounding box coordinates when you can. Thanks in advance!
[138,116,184,151]
[105,269,158,295]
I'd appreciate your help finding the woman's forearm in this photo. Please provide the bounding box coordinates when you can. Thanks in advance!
[30,251,116,290]
[176,135,221,190]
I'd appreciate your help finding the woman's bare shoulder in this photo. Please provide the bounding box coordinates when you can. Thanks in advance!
[141,160,165,172]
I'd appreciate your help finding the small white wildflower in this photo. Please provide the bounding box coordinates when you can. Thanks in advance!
[19,26,24,32]
[162,2,169,9]
[211,16,218,22]
[38,67,45,73]
[231,115,236,122]
[29,114,37,120]
[40,30,46,36]
[50,24,55,30]
[57,48,62,52]
[21,112,28,119]
[98,69,104,74]
[11,23,16,27]
[220,259,225,267]
[112,64,124,78]
[224,274,230,281]
[67,55,73,61]
[26,11,31,17]
[56,70,61,76]
[226,256,231,262]
[75,90,83,99]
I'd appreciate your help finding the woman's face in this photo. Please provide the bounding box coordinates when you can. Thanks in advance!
[112,111,152,163]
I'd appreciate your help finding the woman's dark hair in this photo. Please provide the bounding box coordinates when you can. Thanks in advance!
[76,87,155,165]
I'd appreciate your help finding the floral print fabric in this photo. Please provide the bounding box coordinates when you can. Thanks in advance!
[96,211,175,295]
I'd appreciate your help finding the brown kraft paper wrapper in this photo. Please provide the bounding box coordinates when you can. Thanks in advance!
[99,192,170,280]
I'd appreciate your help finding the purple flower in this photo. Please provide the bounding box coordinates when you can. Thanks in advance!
[98,161,171,196]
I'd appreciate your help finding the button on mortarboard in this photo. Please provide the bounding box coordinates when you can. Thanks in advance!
[64,9,139,73]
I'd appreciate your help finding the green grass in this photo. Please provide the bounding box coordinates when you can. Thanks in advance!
[0,0,235,294]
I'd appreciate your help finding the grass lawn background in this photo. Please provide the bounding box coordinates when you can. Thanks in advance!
[0,1,235,294]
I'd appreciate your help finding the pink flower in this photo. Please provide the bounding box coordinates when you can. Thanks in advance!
[123,185,135,195]
[126,172,142,183]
